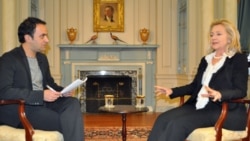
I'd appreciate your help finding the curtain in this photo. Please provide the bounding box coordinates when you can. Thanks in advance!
[238,0,250,53]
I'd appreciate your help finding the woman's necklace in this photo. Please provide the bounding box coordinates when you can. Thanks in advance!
[213,55,222,59]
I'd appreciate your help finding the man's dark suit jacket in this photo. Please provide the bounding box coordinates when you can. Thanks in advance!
[0,46,63,127]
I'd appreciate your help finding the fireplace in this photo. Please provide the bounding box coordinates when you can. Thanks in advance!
[58,44,158,112]
[85,75,132,112]
[78,68,141,113]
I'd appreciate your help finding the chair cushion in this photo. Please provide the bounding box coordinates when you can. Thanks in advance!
[186,127,247,141]
[0,125,64,141]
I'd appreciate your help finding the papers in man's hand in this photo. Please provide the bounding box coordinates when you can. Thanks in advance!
[61,77,88,95]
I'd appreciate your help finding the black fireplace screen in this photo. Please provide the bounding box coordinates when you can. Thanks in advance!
[86,75,132,113]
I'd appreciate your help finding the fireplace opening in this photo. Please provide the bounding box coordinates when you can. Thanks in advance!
[85,75,132,113]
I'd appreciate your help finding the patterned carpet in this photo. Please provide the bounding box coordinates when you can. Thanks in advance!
[84,126,151,141]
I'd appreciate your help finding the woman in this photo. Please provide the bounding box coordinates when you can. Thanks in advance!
[148,19,248,141]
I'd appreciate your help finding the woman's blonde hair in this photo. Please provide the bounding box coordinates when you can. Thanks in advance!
[208,19,241,55]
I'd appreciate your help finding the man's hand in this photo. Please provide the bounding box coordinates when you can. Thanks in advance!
[44,89,61,102]
[62,90,74,97]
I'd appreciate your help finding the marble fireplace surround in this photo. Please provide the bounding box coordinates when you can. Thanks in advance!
[58,44,158,112]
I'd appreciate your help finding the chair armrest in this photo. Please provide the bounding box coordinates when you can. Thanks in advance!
[229,99,250,141]
[179,97,249,141]
[0,100,34,141]
[179,96,185,106]
[214,102,228,141]
[179,96,228,141]
[203,98,250,141]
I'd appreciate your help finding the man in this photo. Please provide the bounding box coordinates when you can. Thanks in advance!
[0,17,84,141]
[104,5,115,22]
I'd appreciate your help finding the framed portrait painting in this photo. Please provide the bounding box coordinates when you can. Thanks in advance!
[93,0,124,32]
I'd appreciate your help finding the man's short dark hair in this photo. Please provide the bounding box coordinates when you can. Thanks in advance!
[105,5,114,13]
[18,17,46,43]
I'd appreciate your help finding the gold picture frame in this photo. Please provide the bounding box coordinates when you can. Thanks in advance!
[93,0,124,32]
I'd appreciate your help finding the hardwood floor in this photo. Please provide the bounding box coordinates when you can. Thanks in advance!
[84,112,160,127]
[83,112,160,141]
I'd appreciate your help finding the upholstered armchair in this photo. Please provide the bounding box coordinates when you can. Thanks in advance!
[178,97,250,141]
[0,99,64,141]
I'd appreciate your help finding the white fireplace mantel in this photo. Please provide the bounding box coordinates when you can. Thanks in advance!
[58,44,158,111]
